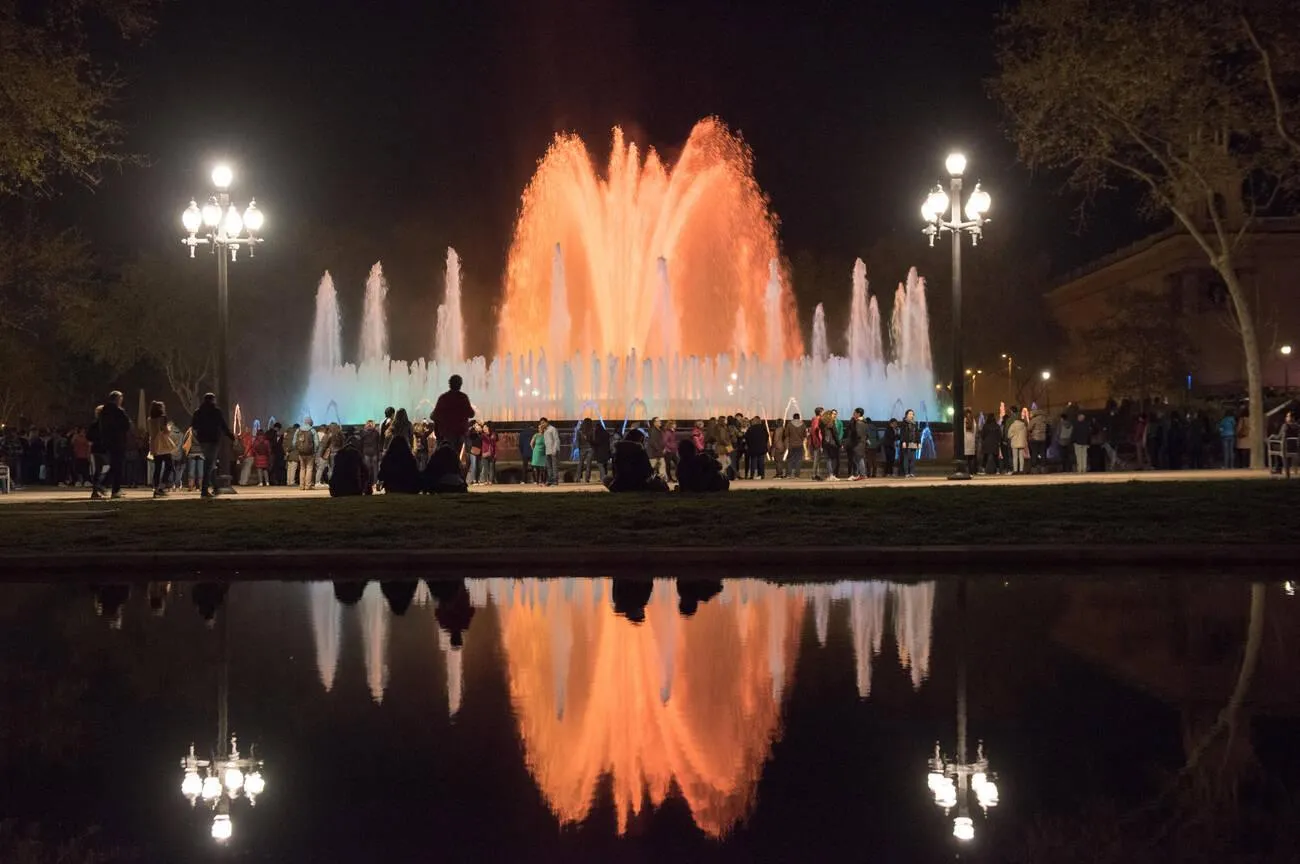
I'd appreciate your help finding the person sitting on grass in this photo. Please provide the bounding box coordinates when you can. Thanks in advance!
[675,439,729,493]
[378,436,421,494]
[422,441,469,494]
[606,429,667,493]
[329,435,368,497]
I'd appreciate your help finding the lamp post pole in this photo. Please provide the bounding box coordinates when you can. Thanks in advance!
[182,166,264,494]
[1041,370,1051,412]
[1282,345,1292,393]
[922,153,991,481]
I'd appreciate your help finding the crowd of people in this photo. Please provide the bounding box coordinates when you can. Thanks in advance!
[3,381,1297,497]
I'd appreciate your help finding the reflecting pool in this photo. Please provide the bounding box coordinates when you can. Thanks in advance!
[1,577,1297,862]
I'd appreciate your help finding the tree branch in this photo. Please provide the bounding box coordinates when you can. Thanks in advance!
[1241,14,1300,155]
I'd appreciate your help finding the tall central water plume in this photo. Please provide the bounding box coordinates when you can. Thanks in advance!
[435,248,465,368]
[303,272,341,422]
[360,263,388,365]
[498,119,802,361]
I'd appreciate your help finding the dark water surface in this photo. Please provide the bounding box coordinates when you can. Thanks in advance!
[1,577,1297,863]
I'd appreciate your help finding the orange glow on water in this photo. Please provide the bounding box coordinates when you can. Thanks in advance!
[494,579,803,837]
[499,119,803,361]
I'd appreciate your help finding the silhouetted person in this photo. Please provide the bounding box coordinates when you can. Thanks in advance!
[677,578,723,617]
[430,579,475,647]
[92,583,130,629]
[378,436,420,493]
[381,580,419,615]
[606,429,665,492]
[190,392,236,497]
[431,374,475,475]
[333,580,366,606]
[92,391,131,499]
[613,579,654,623]
[421,442,468,494]
[676,439,730,493]
[192,582,228,626]
[329,437,368,496]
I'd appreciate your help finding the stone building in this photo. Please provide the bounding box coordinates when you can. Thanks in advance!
[1044,218,1300,409]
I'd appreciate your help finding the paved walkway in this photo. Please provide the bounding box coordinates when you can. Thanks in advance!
[0,468,1275,505]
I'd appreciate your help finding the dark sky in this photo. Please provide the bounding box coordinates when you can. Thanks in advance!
[71,0,1144,388]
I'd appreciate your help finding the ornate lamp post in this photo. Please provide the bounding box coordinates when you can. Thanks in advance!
[181,165,264,494]
[922,153,992,481]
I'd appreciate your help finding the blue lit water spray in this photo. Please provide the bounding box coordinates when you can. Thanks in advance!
[621,399,648,436]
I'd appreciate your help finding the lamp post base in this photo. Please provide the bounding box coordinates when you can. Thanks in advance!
[213,472,238,495]
[947,459,972,481]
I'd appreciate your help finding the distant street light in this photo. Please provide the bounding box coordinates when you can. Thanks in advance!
[1282,344,1293,393]
[922,153,992,481]
[1041,370,1051,411]
[1001,353,1015,402]
[182,164,264,494]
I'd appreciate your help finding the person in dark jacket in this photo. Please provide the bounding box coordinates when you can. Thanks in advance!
[606,429,665,492]
[676,439,730,493]
[744,416,769,480]
[189,392,236,498]
[431,375,475,474]
[329,436,368,496]
[421,442,469,493]
[979,414,1002,475]
[359,420,382,487]
[883,418,900,477]
[821,410,843,480]
[898,409,921,478]
[847,409,871,480]
[378,435,421,493]
[1073,412,1092,474]
[592,422,612,483]
[91,390,132,499]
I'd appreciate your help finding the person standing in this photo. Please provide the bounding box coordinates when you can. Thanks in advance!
[782,413,807,479]
[147,401,177,498]
[360,419,381,487]
[577,418,597,482]
[542,417,561,486]
[252,430,272,485]
[663,420,680,482]
[1054,412,1075,474]
[1235,408,1251,469]
[91,391,131,500]
[1073,412,1092,474]
[1218,410,1237,469]
[466,421,483,484]
[1007,407,1029,474]
[530,422,548,484]
[592,421,612,484]
[821,409,842,480]
[647,417,666,478]
[478,422,498,484]
[963,409,978,477]
[899,409,921,478]
[432,375,475,476]
[744,416,769,480]
[1028,405,1049,473]
[189,392,236,498]
[883,418,900,478]
[848,408,870,480]
[71,426,91,487]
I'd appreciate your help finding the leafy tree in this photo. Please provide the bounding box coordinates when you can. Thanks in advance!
[1080,291,1197,405]
[62,254,216,414]
[991,0,1300,467]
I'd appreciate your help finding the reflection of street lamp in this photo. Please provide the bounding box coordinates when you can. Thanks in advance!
[1282,345,1292,392]
[179,592,266,843]
[1040,370,1051,411]
[926,580,998,843]
[922,152,992,481]
[181,164,265,494]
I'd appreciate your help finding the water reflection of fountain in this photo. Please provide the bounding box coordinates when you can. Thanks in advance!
[802,581,935,697]
[308,583,341,692]
[359,582,390,705]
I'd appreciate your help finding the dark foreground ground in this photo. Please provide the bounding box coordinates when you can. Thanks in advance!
[0,480,1295,558]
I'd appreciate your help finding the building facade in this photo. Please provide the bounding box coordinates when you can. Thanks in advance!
[1045,219,1300,409]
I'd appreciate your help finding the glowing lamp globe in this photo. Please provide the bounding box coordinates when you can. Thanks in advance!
[953,816,975,842]
[946,152,967,177]
[965,184,991,220]
[224,765,245,793]
[922,187,950,223]
[181,770,202,799]
[977,780,1000,808]
[927,772,947,791]
[211,164,233,189]
[1283,345,1293,356]
[201,775,222,800]
[182,201,202,234]
[201,199,222,228]
[211,814,233,842]
[244,771,266,797]
[947,406,955,417]
[243,200,264,233]
[1041,370,1051,381]
[222,204,243,237]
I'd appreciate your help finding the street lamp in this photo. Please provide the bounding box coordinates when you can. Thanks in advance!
[1001,353,1015,402]
[923,153,991,481]
[1041,370,1051,411]
[1282,345,1292,393]
[182,164,265,494]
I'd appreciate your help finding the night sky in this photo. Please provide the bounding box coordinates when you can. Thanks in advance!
[68,0,1145,403]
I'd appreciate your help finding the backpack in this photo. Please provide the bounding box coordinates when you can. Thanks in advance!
[295,428,315,456]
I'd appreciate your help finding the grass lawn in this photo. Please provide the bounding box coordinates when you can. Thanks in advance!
[0,480,1296,554]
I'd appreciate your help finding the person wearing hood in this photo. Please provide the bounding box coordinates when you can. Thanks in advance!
[1028,405,1049,474]
[782,414,807,479]
[378,435,421,493]
[329,435,368,496]
[385,408,414,454]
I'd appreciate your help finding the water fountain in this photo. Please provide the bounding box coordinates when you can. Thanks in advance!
[299,120,935,423]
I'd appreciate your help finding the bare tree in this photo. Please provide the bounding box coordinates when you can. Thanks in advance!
[992,0,1300,467]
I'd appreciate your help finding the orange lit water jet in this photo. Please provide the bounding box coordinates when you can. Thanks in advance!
[499,119,803,361]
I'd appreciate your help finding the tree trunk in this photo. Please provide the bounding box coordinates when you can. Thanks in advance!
[1219,265,1267,468]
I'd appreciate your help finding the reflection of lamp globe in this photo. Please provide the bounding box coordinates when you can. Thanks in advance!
[977,780,999,808]
[953,816,975,841]
[927,771,946,791]
[935,784,958,809]
[201,775,222,800]
[224,765,245,793]
[211,814,233,842]
[244,771,266,797]
[972,771,987,789]
[182,771,202,799]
